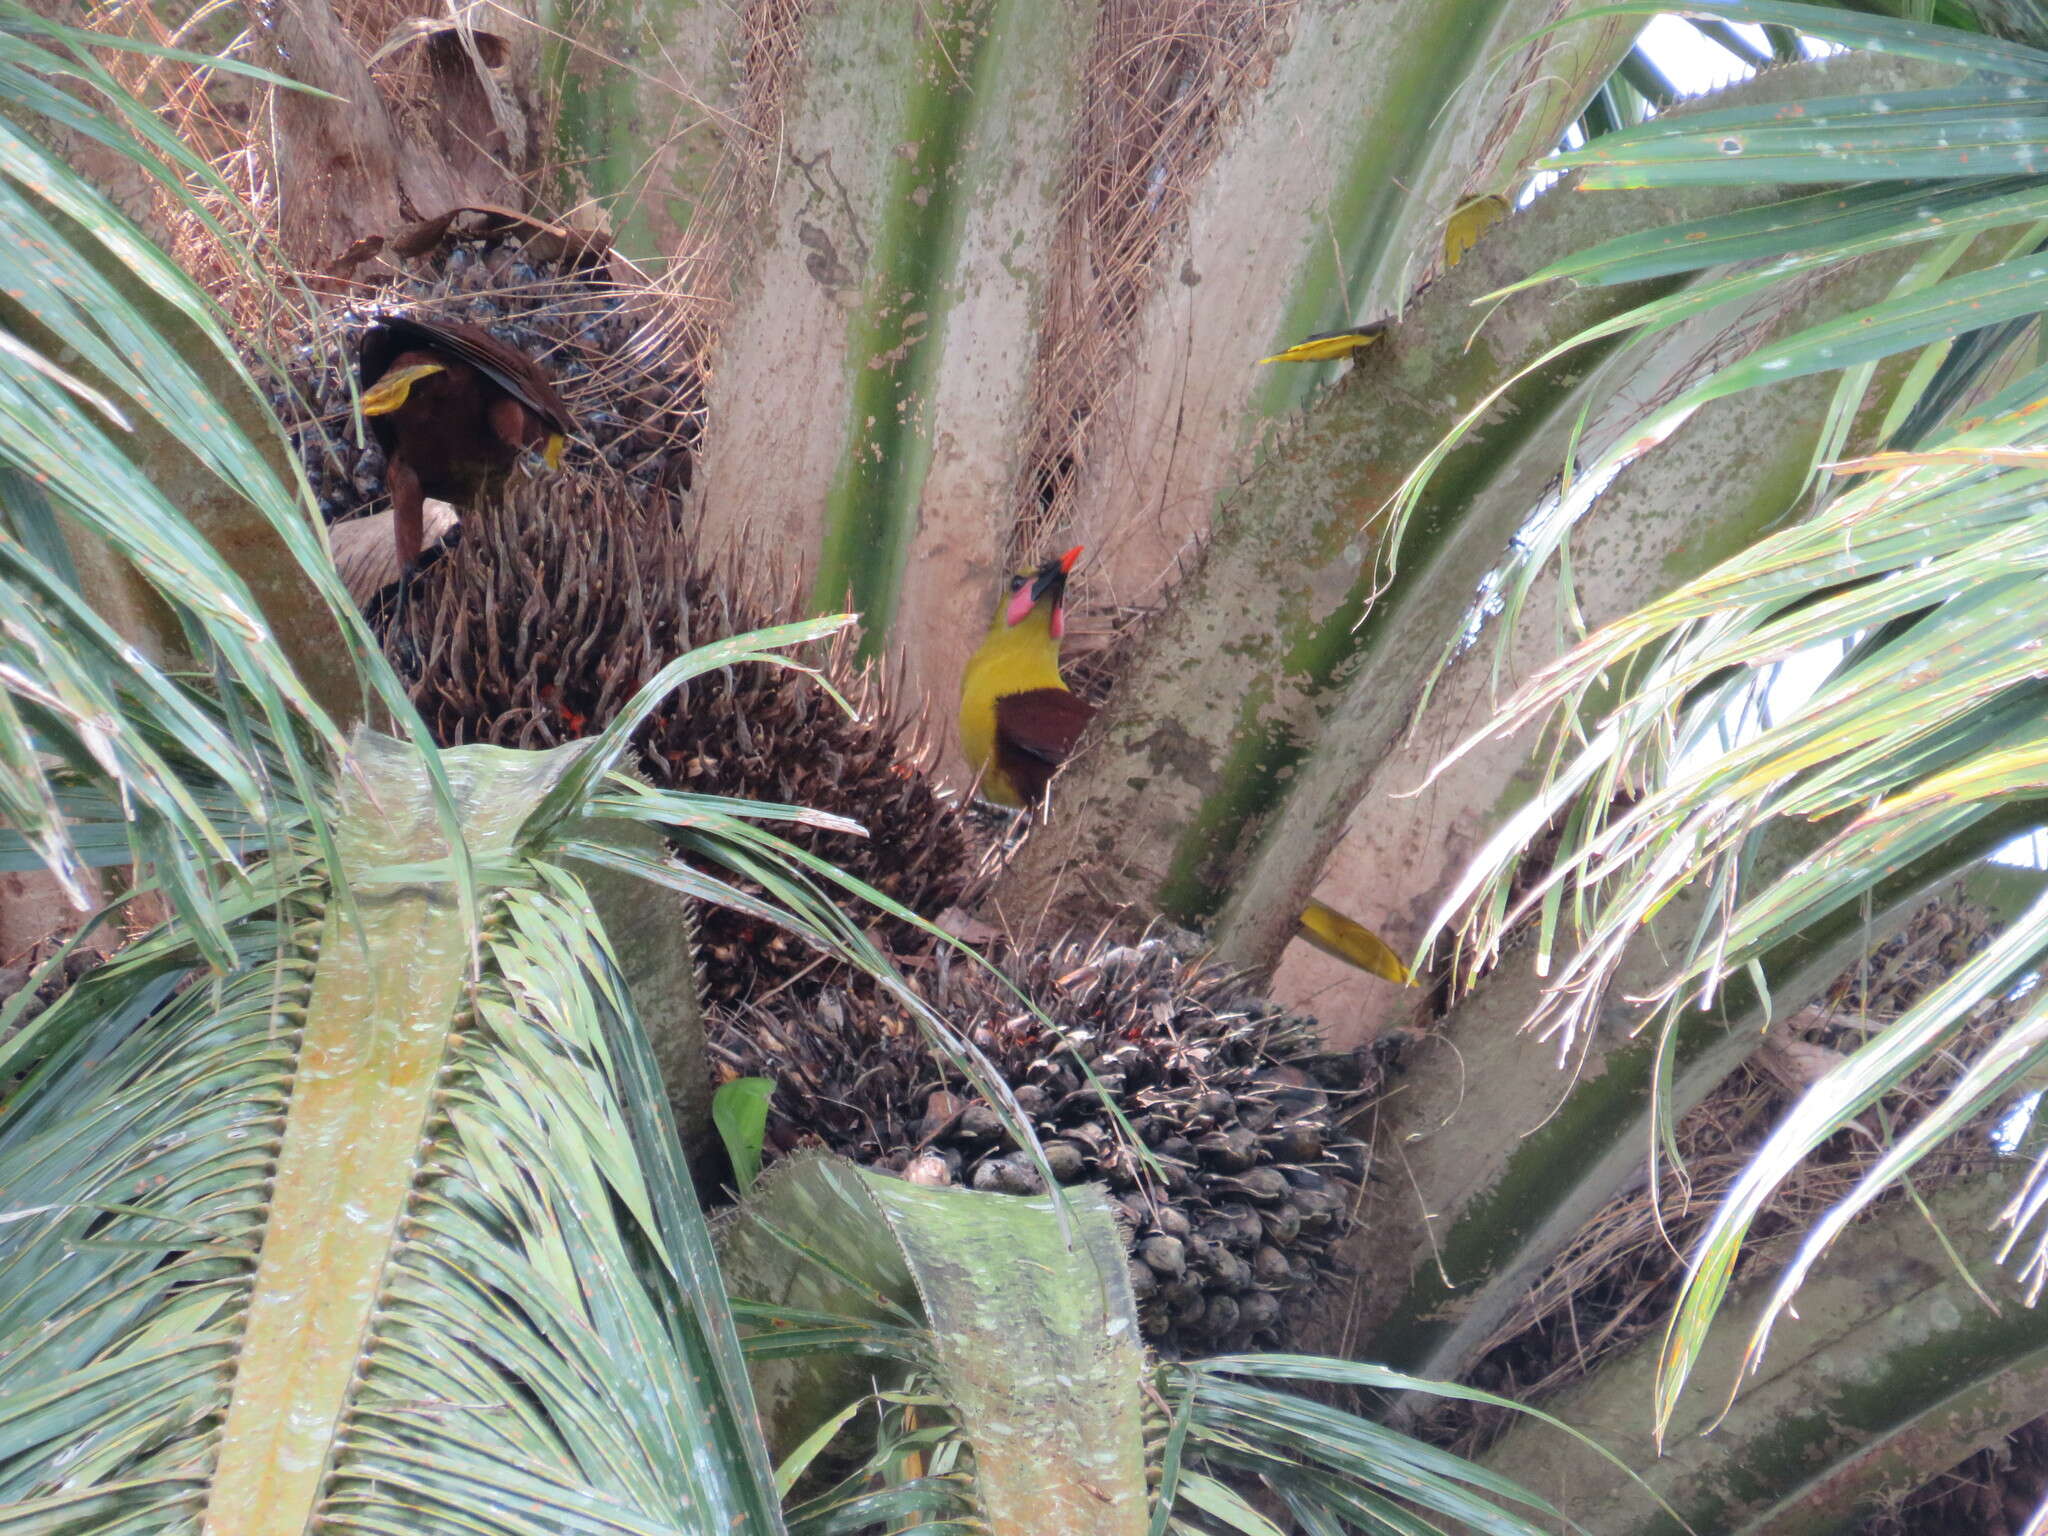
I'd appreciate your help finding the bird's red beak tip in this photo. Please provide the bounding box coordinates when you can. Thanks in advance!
[1059,545,1084,573]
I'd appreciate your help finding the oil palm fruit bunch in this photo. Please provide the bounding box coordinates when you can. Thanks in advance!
[258,221,698,529]
[395,468,971,1009]
[709,935,1371,1357]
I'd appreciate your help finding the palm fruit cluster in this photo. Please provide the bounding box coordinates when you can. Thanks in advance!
[250,226,968,1007]
[709,936,1370,1357]
[248,225,1373,1358]
[388,468,971,1010]
[256,216,696,527]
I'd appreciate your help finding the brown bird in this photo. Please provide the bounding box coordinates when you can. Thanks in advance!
[958,547,1413,985]
[356,316,576,590]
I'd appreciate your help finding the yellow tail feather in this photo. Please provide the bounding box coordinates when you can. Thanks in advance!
[357,361,445,417]
[1294,897,1412,986]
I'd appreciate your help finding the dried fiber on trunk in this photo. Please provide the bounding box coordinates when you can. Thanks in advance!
[1413,892,2019,1458]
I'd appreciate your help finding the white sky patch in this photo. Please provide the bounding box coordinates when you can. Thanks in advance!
[1995,828,2048,868]
[1489,19,2048,865]
[1638,17,1845,94]
[1997,1086,2045,1147]
[1640,14,1765,93]
[1677,637,1855,770]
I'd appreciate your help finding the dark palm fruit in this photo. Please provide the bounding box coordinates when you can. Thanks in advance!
[1196,1128,1258,1172]
[1263,1123,1325,1162]
[1043,1140,1088,1182]
[1219,1167,1292,1204]
[392,471,971,1009]
[958,1103,1008,1144]
[1207,1252,1252,1292]
[1200,1294,1240,1338]
[1217,1205,1264,1247]
[710,936,1372,1356]
[1295,1187,1345,1230]
[972,1156,1045,1196]
[1139,1235,1187,1278]
[1261,1205,1303,1245]
[1239,1101,1278,1135]
[1237,1292,1282,1333]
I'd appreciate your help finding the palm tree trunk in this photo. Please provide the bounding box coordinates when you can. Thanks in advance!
[989,51,1946,967]
[1477,1173,2048,1535]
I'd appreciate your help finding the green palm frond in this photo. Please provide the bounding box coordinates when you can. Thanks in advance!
[1151,1354,1705,1536]
[716,1154,1144,1536]
[1412,0,2048,1449]
[0,587,1096,1531]
[0,915,315,1526]
[717,1159,1643,1536]
[0,32,1074,1519]
[1,731,792,1533]
[1429,388,2048,1437]
[1388,1,2048,576]
[0,2,461,964]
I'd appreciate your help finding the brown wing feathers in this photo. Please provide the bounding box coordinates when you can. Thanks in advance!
[360,316,576,435]
[993,688,1095,802]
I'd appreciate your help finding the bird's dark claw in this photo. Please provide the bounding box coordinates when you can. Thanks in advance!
[390,563,422,676]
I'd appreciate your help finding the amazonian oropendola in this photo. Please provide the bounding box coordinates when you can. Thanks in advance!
[356,316,577,606]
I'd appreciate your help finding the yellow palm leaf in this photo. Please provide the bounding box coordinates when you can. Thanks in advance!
[1443,193,1509,268]
[1257,321,1388,366]
[1294,897,1413,985]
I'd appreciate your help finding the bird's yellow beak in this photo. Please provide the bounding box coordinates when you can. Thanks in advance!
[543,433,565,470]
[358,361,445,417]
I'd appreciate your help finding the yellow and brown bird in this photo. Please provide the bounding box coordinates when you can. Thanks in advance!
[356,316,577,580]
[958,548,1412,985]
[960,546,1091,810]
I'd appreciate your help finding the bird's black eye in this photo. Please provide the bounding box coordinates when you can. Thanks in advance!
[1009,574,1026,592]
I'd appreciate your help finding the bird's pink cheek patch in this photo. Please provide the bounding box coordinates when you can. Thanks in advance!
[1050,604,1066,640]
[1006,587,1036,627]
